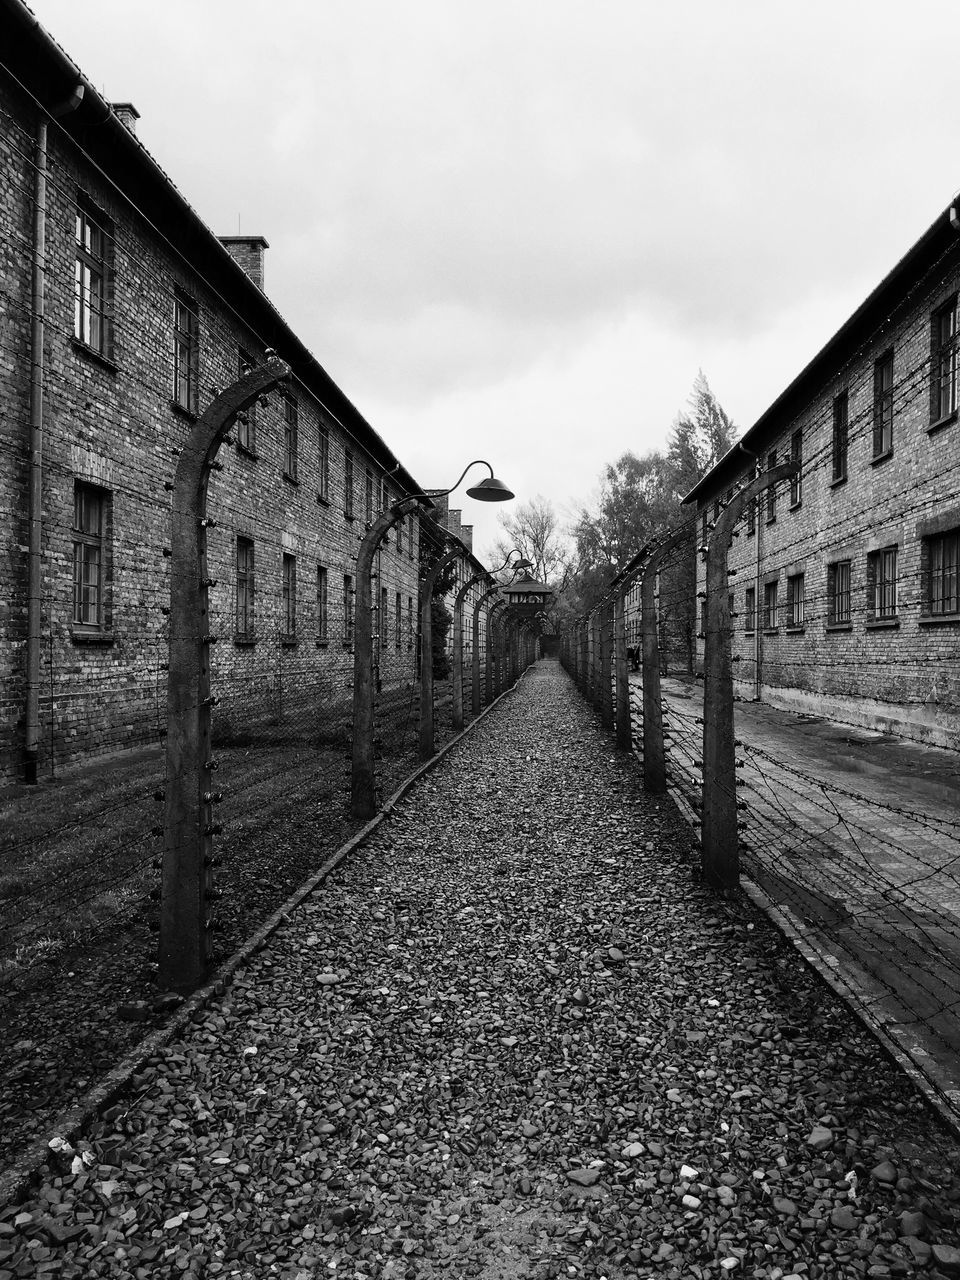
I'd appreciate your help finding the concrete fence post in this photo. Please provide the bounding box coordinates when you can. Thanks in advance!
[419,547,461,760]
[614,586,631,751]
[701,460,799,889]
[473,585,499,714]
[161,354,290,992]
[452,570,487,731]
[598,599,614,731]
[640,529,687,794]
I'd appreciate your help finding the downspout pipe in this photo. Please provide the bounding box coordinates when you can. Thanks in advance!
[24,82,84,784]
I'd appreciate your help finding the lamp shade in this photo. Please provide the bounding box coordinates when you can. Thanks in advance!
[466,475,514,502]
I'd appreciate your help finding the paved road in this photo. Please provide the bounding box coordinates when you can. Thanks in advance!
[3,661,959,1280]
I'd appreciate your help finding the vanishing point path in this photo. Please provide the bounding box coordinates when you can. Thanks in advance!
[4,661,960,1280]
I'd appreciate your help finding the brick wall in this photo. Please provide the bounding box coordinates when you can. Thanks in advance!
[693,248,960,748]
[0,71,423,782]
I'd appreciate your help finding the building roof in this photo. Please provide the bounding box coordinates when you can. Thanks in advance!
[2,0,422,497]
[683,192,960,505]
[501,573,553,598]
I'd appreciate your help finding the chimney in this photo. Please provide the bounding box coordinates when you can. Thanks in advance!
[447,509,462,543]
[460,525,473,553]
[425,491,449,527]
[111,102,140,135]
[218,236,269,292]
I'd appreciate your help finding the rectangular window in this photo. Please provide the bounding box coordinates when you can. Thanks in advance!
[344,450,354,519]
[763,580,778,630]
[72,483,107,629]
[74,202,112,356]
[933,297,958,423]
[873,350,894,456]
[236,349,257,452]
[868,546,898,619]
[317,565,328,640]
[282,393,298,480]
[699,598,707,637]
[790,430,802,507]
[380,587,388,650]
[407,595,413,645]
[318,423,330,501]
[344,574,354,643]
[766,451,777,523]
[395,590,402,648]
[832,392,848,483]
[744,585,756,632]
[365,467,374,524]
[746,492,756,537]
[282,554,296,636]
[173,289,199,413]
[236,537,255,637]
[828,560,851,625]
[786,573,804,627]
[928,529,959,616]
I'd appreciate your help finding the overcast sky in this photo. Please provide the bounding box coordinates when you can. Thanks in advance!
[30,0,960,559]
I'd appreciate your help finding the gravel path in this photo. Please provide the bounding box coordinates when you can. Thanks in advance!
[3,660,960,1280]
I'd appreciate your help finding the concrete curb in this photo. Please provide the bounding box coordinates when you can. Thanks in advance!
[0,667,532,1209]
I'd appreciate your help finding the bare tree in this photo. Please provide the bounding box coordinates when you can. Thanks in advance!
[493,495,573,591]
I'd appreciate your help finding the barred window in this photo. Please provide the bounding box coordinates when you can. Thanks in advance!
[828,560,851,625]
[282,554,297,636]
[173,289,199,413]
[786,573,804,627]
[72,482,108,629]
[395,590,402,648]
[832,391,848,482]
[317,565,328,640]
[933,297,958,424]
[236,537,255,637]
[873,350,894,456]
[927,529,959,616]
[75,201,113,356]
[407,595,413,645]
[365,467,374,524]
[867,546,898,619]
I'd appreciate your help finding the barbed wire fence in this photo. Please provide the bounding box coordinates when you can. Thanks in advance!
[559,471,960,1127]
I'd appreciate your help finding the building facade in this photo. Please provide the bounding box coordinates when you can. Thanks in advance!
[1,2,438,782]
[686,194,960,748]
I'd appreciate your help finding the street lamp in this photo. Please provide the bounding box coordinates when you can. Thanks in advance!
[351,460,515,818]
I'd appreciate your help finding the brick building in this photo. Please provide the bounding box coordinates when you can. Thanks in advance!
[686,192,960,748]
[0,1,442,782]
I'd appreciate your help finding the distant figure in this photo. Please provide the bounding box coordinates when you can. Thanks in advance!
[626,646,640,672]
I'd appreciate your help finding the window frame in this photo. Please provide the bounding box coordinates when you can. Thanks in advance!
[281,553,297,639]
[827,560,851,627]
[236,536,255,640]
[927,528,959,617]
[873,349,894,458]
[785,572,805,628]
[343,574,355,644]
[867,545,898,621]
[173,288,200,414]
[317,564,329,642]
[932,296,958,426]
[832,391,848,484]
[395,589,402,648]
[765,451,777,523]
[744,585,756,633]
[282,392,299,481]
[72,482,108,632]
[763,579,779,630]
[318,423,330,502]
[789,430,802,508]
[74,199,114,359]
[344,449,355,520]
